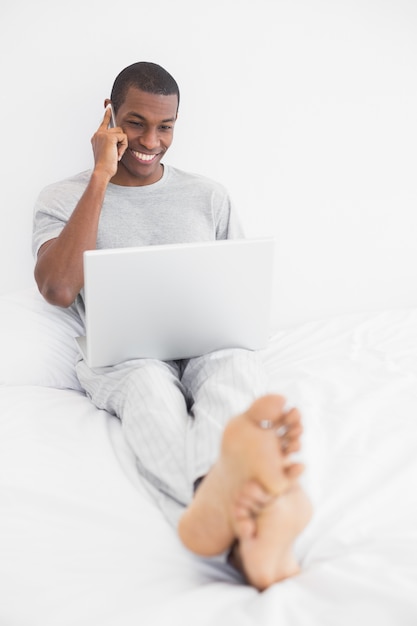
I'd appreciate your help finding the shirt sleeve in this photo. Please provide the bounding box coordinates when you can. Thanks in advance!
[214,188,245,240]
[32,175,86,257]
[32,199,67,257]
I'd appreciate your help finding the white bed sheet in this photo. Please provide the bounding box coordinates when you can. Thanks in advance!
[1,291,417,625]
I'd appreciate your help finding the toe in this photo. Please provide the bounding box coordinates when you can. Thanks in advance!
[232,480,274,539]
[247,395,287,426]
[282,408,302,429]
[284,463,305,481]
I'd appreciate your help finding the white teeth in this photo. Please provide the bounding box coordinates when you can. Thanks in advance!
[132,150,156,162]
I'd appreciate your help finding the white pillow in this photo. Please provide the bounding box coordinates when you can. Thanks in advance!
[0,287,84,391]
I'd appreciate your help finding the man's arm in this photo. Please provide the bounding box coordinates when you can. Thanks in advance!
[34,107,128,308]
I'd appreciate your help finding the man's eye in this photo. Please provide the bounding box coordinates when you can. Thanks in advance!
[160,125,172,131]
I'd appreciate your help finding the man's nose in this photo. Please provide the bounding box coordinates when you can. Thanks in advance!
[140,127,159,150]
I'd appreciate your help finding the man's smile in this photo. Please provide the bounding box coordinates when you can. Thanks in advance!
[130,149,159,163]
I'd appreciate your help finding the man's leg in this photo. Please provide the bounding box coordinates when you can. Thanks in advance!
[181,348,267,487]
[178,395,312,590]
[179,350,311,588]
[76,358,193,510]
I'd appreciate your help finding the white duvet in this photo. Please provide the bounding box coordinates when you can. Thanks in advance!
[1,289,416,625]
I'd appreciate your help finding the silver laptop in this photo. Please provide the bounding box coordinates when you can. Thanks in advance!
[76,238,275,368]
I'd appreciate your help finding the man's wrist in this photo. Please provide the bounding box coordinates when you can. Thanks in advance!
[91,167,113,187]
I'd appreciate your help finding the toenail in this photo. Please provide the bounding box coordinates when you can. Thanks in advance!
[259,419,273,430]
[276,425,288,437]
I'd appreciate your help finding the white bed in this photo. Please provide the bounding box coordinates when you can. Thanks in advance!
[1,285,417,626]
[2,0,417,621]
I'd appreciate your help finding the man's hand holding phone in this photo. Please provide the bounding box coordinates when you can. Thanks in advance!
[91,104,128,180]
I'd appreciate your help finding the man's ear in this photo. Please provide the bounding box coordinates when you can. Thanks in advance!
[104,98,111,109]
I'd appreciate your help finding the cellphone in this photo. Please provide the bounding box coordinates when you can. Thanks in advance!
[106,103,117,128]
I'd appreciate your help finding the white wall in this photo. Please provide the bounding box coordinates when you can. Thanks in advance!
[1,0,416,326]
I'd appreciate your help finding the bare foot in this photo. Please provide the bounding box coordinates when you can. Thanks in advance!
[230,482,313,591]
[177,395,304,557]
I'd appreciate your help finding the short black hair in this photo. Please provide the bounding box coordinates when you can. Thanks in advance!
[110,62,180,113]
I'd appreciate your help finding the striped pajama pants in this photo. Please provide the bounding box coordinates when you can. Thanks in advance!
[76,348,266,527]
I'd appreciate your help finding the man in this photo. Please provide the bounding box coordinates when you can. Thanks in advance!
[33,61,311,590]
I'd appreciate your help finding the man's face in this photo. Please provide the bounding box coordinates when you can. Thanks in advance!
[111,86,178,186]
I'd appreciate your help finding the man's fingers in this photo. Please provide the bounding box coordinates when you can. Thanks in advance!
[117,135,129,161]
[93,107,129,163]
[99,106,113,129]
